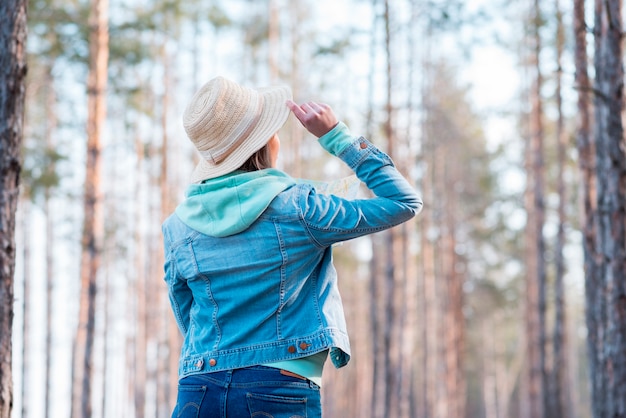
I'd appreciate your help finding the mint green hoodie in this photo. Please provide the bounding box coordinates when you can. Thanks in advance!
[175,122,355,238]
[175,169,296,238]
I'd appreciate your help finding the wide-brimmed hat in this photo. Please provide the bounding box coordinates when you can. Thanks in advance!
[183,76,292,183]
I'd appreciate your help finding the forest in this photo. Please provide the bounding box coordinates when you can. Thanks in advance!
[1,0,626,417]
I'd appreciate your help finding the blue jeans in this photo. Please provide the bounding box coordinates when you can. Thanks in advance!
[172,366,322,418]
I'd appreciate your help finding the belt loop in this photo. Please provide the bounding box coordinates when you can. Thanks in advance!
[225,369,234,387]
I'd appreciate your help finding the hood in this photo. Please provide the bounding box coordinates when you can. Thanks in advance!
[175,169,295,237]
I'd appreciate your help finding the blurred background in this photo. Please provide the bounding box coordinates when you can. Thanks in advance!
[13,0,592,417]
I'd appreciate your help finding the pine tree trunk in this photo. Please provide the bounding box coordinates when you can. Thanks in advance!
[0,0,27,416]
[573,1,596,416]
[552,1,571,416]
[440,136,465,418]
[420,174,437,418]
[44,184,54,417]
[0,0,26,418]
[44,67,57,418]
[433,142,447,418]
[365,3,385,417]
[524,0,547,416]
[268,0,279,83]
[402,6,420,415]
[133,129,147,418]
[71,0,108,416]
[419,51,438,418]
[365,3,387,418]
[483,316,498,418]
[19,200,30,418]
[381,3,404,417]
[287,1,303,179]
[588,0,626,416]
[157,42,181,416]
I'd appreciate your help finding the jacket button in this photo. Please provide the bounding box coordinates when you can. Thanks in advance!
[360,142,367,149]
[288,345,296,353]
[209,358,217,367]
[195,359,204,368]
[299,342,310,350]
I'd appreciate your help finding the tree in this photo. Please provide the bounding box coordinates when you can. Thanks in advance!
[365,2,418,417]
[523,0,547,416]
[71,0,109,416]
[0,0,27,416]
[584,0,626,416]
[550,0,572,416]
[573,0,596,415]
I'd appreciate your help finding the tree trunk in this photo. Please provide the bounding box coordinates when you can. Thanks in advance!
[483,315,498,418]
[268,0,279,83]
[19,200,30,418]
[552,1,571,416]
[365,3,385,417]
[573,1,596,417]
[0,0,27,416]
[587,0,626,416]
[71,0,108,416]
[402,5,420,416]
[44,67,57,418]
[381,3,405,418]
[524,0,546,416]
[433,140,448,418]
[442,159,464,418]
[157,40,181,417]
[287,1,303,179]
[133,127,147,418]
[420,174,437,418]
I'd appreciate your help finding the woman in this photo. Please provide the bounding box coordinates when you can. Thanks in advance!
[162,76,422,417]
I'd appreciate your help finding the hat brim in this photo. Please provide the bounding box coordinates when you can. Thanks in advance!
[190,84,292,184]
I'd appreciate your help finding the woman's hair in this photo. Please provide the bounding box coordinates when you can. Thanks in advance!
[238,142,272,172]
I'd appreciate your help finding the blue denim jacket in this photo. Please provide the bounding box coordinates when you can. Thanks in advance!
[162,127,422,379]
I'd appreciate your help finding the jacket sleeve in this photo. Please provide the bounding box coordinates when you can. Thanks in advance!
[299,123,423,248]
[162,231,193,335]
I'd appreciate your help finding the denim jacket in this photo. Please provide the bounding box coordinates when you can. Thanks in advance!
[162,123,423,379]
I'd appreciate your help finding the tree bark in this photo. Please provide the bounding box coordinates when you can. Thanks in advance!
[158,40,181,417]
[19,201,30,418]
[381,3,404,418]
[524,0,547,416]
[133,127,147,418]
[574,0,596,417]
[71,0,108,416]
[552,1,571,416]
[268,0,279,83]
[43,68,57,418]
[587,0,626,416]
[0,0,27,417]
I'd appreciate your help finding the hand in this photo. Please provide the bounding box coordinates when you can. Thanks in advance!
[286,100,339,138]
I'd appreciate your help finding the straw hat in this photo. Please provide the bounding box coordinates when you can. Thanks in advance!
[183,76,292,183]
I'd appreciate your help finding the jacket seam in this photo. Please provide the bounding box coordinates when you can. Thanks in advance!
[275,221,287,340]
[296,189,326,249]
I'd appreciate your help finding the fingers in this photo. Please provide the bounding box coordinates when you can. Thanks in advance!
[286,100,304,119]
[287,100,313,125]
[287,100,328,120]
[286,99,337,137]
